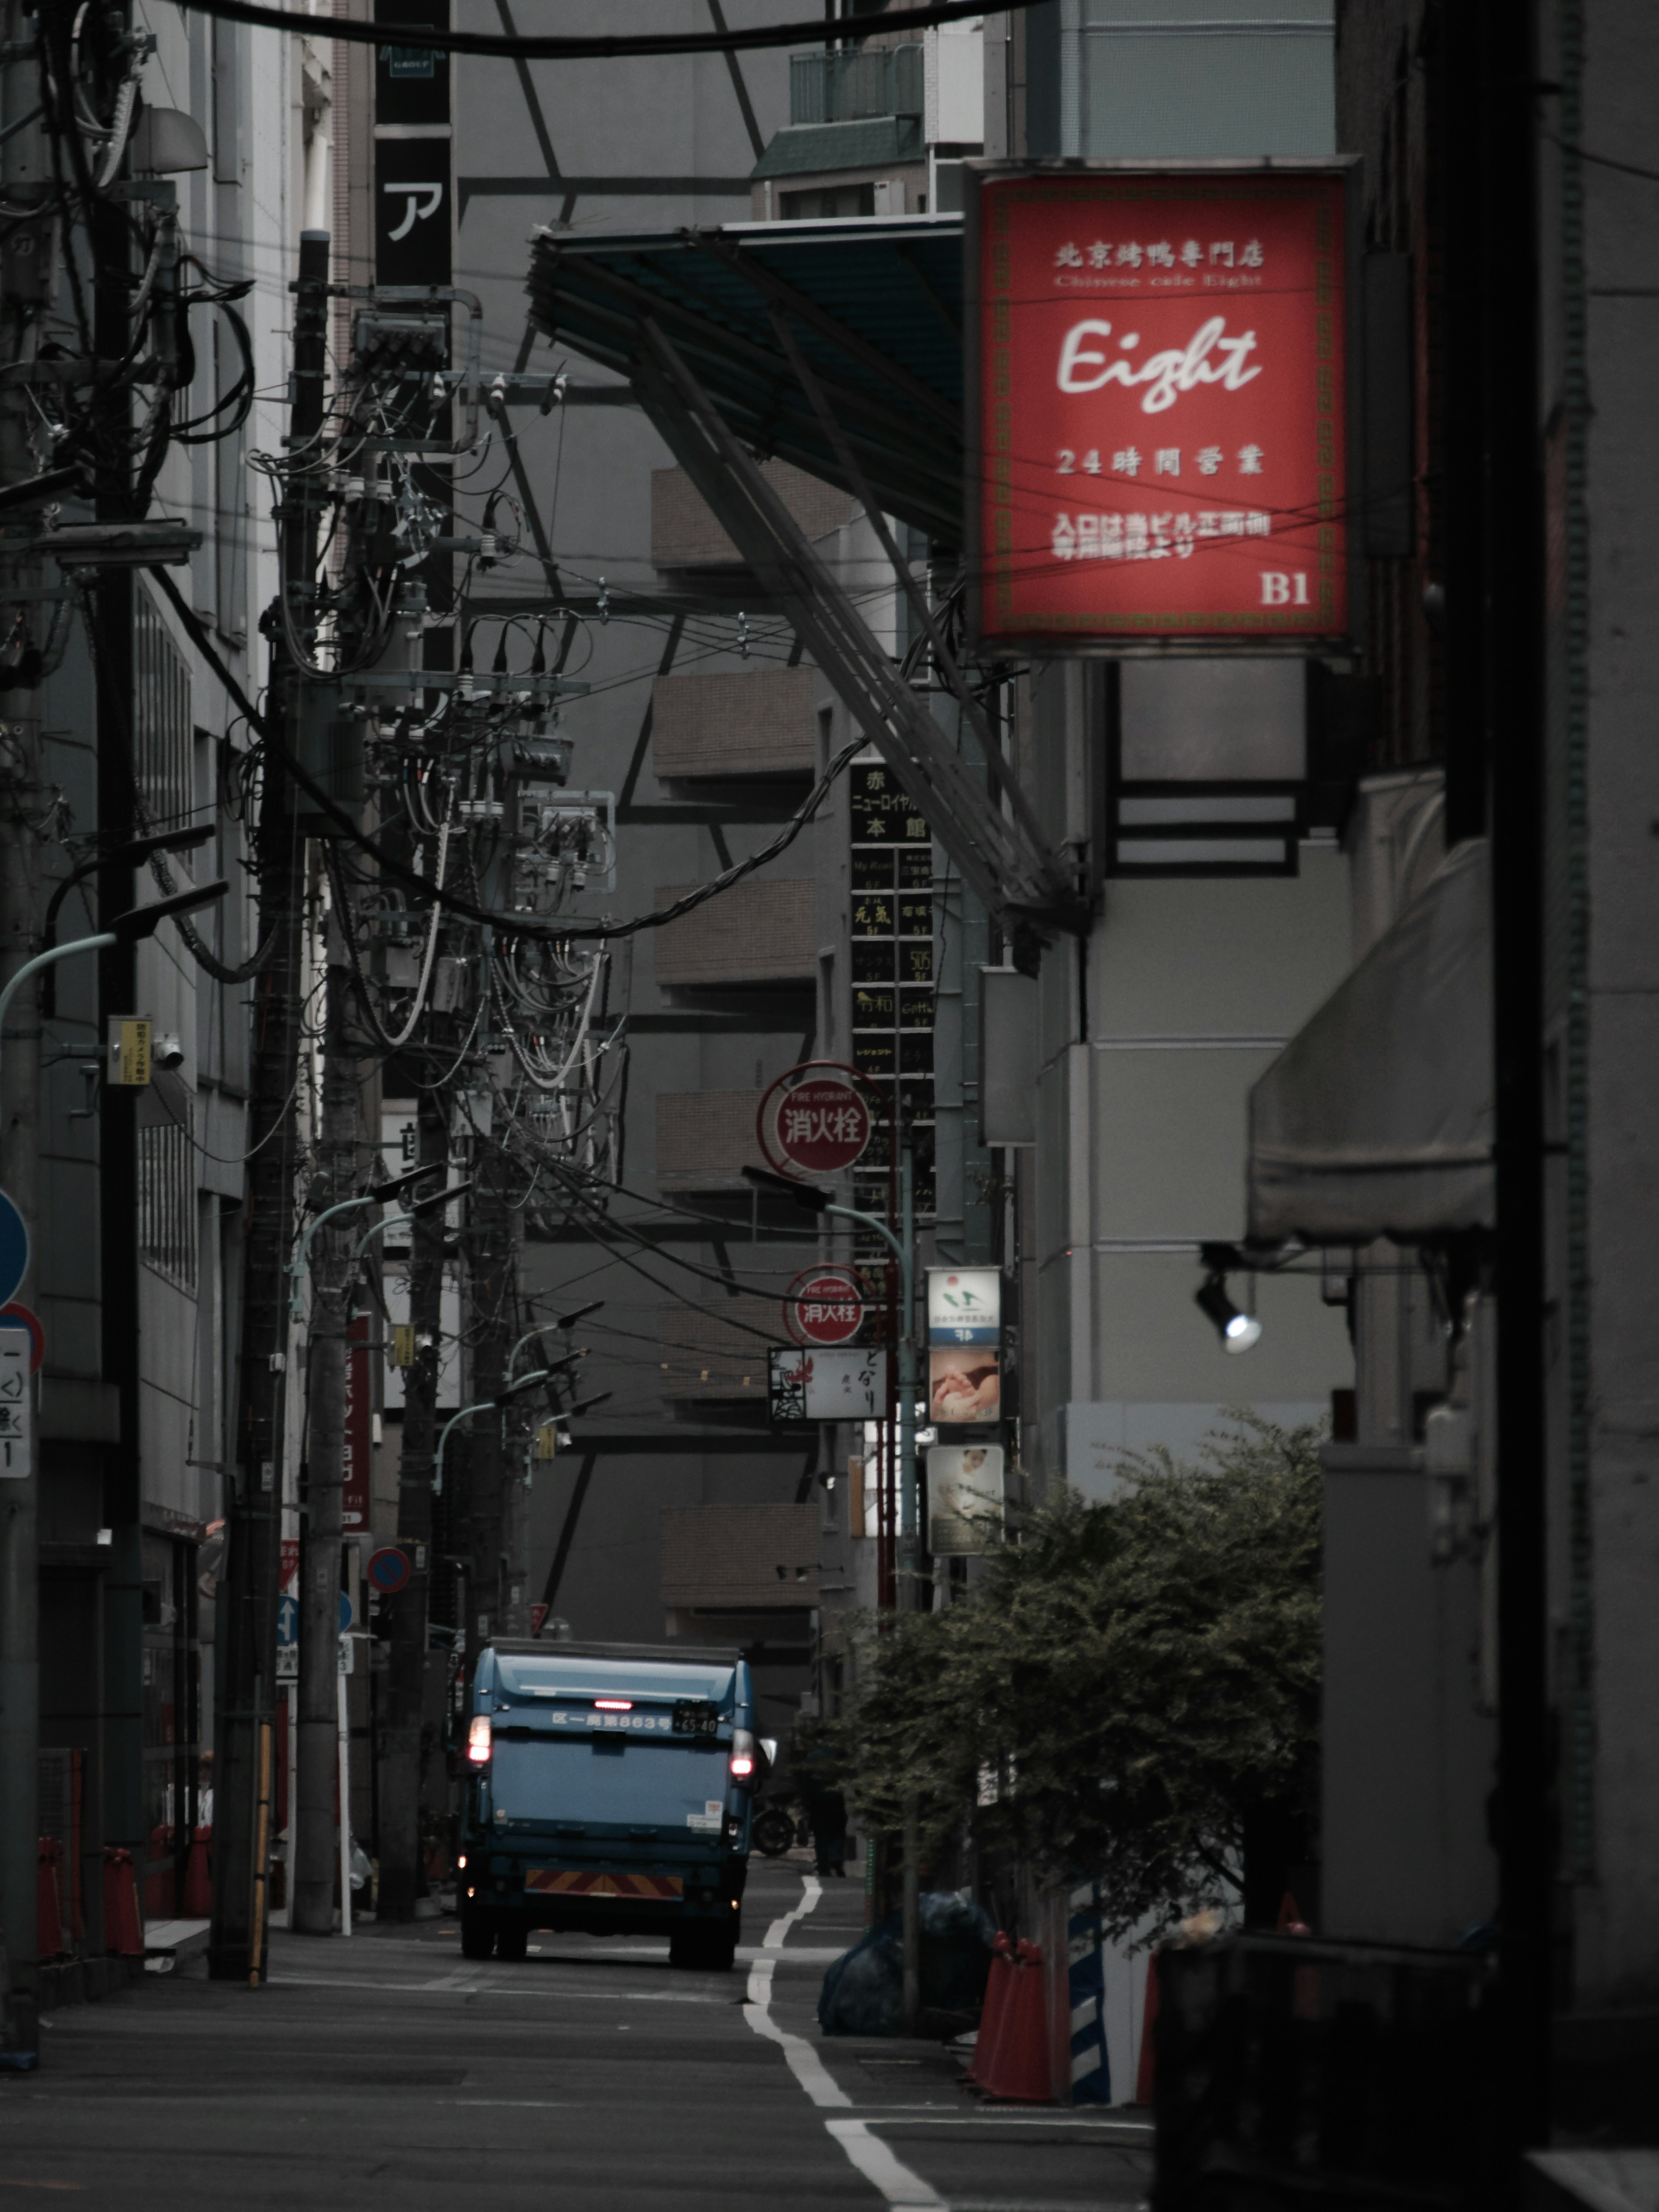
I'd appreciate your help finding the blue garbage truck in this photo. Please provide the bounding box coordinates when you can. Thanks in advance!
[456,1638,765,1969]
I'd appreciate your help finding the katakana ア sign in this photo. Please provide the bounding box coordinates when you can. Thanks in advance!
[968,164,1351,651]
[757,1062,873,1181]
[784,1266,867,1348]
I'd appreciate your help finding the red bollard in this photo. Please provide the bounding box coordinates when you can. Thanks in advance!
[102,1845,145,1956]
[182,1827,213,1918]
[37,1837,65,1962]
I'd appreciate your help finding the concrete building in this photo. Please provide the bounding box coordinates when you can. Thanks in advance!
[8,4,316,1973]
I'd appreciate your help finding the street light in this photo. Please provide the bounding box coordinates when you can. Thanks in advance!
[1195,1271,1262,1354]
[288,1164,452,1319]
[350,1177,474,1265]
[40,825,215,1017]
[505,1300,604,1379]
[433,1367,556,1497]
[744,1160,920,1596]
[0,880,231,1081]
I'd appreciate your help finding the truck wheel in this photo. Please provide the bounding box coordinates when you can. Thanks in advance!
[670,1925,737,1971]
[495,1921,529,1963]
[460,1909,495,1961]
[708,1927,738,1973]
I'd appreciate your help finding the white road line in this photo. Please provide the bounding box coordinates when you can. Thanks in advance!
[264,1974,723,2004]
[743,1877,997,2207]
[824,2119,946,2209]
[742,1876,851,2110]
[763,1873,823,1949]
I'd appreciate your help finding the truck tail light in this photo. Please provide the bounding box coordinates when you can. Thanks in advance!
[729,1727,758,1786]
[467,1716,492,1765]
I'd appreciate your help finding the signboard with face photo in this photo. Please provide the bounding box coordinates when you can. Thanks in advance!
[927,1445,1006,1555]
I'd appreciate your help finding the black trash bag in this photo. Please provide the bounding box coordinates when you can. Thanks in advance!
[818,1891,995,2037]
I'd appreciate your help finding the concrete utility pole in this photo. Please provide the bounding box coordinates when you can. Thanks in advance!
[211,229,331,1980]
[292,957,358,1933]
[0,0,51,2066]
[465,1133,515,1656]
[378,1087,447,1919]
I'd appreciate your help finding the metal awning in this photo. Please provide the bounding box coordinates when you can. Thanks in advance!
[1247,838,1494,1243]
[524,217,964,546]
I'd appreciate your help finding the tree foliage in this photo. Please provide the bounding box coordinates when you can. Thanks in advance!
[838,1416,1323,1939]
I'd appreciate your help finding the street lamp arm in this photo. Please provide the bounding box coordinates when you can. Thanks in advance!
[432,1370,555,1498]
[0,933,118,1080]
[434,1399,493,1498]
[823,1201,906,1273]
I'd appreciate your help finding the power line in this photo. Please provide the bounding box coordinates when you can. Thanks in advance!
[173,0,1047,64]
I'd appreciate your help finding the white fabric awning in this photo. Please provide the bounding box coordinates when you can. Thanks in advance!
[1247,837,1493,1243]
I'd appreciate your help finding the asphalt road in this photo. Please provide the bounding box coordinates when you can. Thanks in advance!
[0,1859,1152,2210]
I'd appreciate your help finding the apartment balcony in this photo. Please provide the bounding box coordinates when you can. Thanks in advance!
[652,878,816,989]
[654,1088,768,1193]
[652,668,819,782]
[788,44,923,125]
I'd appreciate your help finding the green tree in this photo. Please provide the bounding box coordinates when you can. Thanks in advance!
[840,1415,1323,1939]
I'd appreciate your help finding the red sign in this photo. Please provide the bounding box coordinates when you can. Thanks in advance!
[367,1545,410,1595]
[280,1537,301,1595]
[343,1315,373,1531]
[0,1301,44,1373]
[970,166,1349,648]
[784,1266,867,1348]
[758,1064,872,1180]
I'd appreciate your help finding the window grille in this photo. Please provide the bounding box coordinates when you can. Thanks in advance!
[134,588,193,828]
[137,1116,197,1289]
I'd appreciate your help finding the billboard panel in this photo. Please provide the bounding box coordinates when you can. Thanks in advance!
[969,163,1351,651]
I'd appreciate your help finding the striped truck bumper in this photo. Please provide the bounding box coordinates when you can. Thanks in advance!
[524,1870,684,1901]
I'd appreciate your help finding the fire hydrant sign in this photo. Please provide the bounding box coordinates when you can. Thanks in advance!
[968,164,1351,649]
[758,1066,871,1180]
[784,1266,866,1348]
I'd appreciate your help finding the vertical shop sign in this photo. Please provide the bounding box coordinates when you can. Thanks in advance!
[343,1315,373,1532]
[969,165,1352,649]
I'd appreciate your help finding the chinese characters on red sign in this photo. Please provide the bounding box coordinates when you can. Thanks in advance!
[970,168,1349,648]
[784,1266,868,1348]
[758,1069,873,1180]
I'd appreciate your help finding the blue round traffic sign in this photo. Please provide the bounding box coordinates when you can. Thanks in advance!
[367,1545,410,1595]
[0,1191,27,1309]
[338,1589,354,1634]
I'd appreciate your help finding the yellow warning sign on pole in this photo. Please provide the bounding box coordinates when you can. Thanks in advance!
[536,1421,559,1461]
[391,1324,416,1369]
[106,1017,152,1087]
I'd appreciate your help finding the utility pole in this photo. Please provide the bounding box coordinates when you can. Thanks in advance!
[210,229,331,1980]
[0,0,54,2066]
[292,956,358,1933]
[377,1086,447,1918]
[465,1127,514,1659]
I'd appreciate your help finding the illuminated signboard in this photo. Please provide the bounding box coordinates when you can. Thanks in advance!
[968,163,1352,651]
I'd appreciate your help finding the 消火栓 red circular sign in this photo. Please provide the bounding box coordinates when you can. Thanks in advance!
[784,1266,867,1348]
[758,1067,872,1179]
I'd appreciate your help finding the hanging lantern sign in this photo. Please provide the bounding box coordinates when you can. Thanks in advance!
[784,1265,867,1348]
[757,1060,873,1181]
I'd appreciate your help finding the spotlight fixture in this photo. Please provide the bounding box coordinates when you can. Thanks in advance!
[1195,1271,1262,1355]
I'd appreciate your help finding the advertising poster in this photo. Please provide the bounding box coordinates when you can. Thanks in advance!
[929,1345,1000,1424]
[927,1266,1001,1344]
[926,1444,1006,1555]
